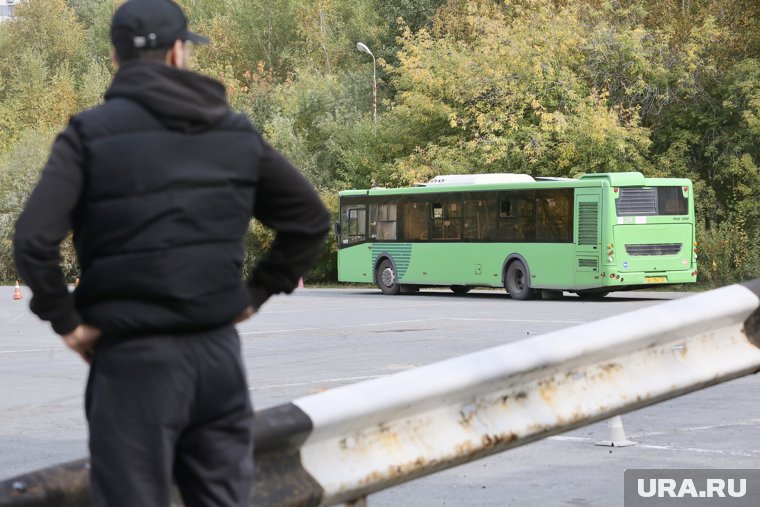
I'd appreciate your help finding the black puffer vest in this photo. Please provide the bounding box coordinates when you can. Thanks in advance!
[70,62,261,337]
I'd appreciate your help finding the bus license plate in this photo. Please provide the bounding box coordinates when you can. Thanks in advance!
[646,276,667,283]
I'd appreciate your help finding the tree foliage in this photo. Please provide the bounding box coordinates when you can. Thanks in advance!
[0,0,758,284]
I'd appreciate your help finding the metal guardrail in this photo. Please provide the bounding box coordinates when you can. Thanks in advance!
[2,279,759,507]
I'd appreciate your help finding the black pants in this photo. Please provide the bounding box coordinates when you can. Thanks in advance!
[85,325,254,507]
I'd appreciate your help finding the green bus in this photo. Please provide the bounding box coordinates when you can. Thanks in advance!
[336,172,697,299]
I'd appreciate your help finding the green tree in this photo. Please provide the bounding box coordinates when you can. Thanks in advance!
[294,0,384,74]
[0,0,90,149]
[0,0,755,285]
[0,130,80,283]
[375,0,652,183]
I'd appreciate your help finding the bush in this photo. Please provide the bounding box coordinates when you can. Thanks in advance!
[697,217,760,287]
[0,129,81,283]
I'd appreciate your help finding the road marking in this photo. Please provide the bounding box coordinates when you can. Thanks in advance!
[548,436,760,458]
[334,319,438,329]
[239,327,320,336]
[634,419,760,437]
[446,317,586,324]
[239,316,582,336]
[250,374,388,390]
[3,314,581,351]
[241,318,487,336]
[634,444,760,458]
[0,348,62,355]
[260,302,450,314]
[550,436,589,442]
[239,319,451,336]
[381,363,418,370]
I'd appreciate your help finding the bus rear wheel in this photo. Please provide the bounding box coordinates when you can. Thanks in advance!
[376,259,400,295]
[505,261,535,300]
[450,285,471,295]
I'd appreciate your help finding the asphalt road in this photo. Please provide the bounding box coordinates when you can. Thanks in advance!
[1,286,758,506]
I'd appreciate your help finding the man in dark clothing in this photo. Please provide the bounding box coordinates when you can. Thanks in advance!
[13,1,330,506]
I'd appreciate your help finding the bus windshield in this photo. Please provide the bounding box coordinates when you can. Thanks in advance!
[615,186,688,216]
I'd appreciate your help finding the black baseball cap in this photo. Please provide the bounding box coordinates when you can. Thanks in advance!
[111,0,209,59]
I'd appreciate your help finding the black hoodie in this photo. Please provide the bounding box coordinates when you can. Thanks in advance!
[106,60,230,132]
[14,61,330,337]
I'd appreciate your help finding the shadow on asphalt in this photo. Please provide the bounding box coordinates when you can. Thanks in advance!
[325,289,671,303]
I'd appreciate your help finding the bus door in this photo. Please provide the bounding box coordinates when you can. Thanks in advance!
[338,195,372,283]
[574,191,602,288]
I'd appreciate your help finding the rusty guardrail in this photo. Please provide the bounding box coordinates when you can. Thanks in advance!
[2,279,760,506]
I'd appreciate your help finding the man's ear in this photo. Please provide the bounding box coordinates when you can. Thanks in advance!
[166,40,185,69]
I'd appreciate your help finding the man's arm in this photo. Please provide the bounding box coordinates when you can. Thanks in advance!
[14,125,84,335]
[247,139,331,309]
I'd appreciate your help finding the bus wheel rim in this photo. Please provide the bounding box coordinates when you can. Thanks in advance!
[382,268,395,287]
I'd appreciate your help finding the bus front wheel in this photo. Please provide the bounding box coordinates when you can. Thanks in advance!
[505,261,535,300]
[376,259,400,295]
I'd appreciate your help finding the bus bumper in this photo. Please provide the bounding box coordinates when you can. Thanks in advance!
[599,269,698,287]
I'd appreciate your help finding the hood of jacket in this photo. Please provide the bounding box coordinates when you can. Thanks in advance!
[104,60,230,133]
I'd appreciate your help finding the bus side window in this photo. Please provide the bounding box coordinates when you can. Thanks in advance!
[431,199,461,240]
[499,192,535,242]
[500,200,513,218]
[376,203,397,240]
[341,204,367,245]
[368,203,378,239]
[349,208,366,242]
[399,200,429,241]
[535,190,572,242]
[464,196,497,241]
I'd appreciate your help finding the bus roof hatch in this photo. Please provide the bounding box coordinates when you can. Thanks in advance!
[426,174,535,186]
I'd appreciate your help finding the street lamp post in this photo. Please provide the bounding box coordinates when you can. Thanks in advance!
[356,42,376,123]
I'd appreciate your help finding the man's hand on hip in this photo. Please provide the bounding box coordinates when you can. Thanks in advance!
[62,325,102,364]
[233,306,255,324]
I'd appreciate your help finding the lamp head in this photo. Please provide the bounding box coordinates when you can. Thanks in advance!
[356,42,373,56]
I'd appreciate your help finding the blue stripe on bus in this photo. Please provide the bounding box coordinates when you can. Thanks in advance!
[371,244,412,279]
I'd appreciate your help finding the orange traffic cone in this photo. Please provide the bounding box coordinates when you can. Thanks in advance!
[13,281,22,300]
[297,277,304,289]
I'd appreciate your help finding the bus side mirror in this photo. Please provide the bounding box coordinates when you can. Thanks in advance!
[334,221,341,238]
